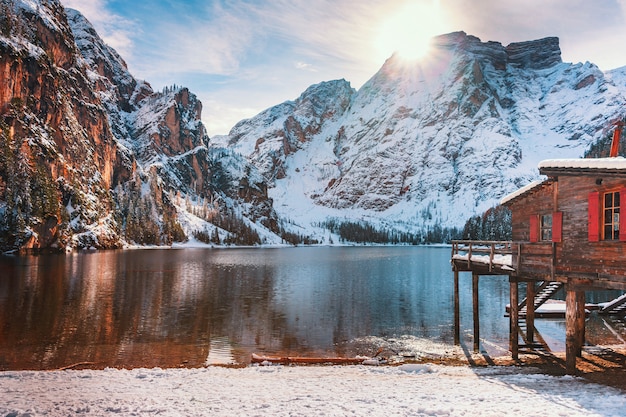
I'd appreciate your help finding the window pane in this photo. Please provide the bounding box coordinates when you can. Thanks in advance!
[605,225,612,239]
[605,209,613,224]
[605,193,613,208]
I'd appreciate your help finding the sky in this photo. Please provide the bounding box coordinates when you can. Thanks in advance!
[59,0,626,137]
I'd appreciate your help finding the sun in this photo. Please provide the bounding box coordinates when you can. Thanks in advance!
[375,1,445,62]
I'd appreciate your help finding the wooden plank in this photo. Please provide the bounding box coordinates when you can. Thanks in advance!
[529,215,539,242]
[565,287,586,374]
[552,211,563,242]
[454,269,460,345]
[509,278,519,361]
[472,273,480,352]
[587,192,600,242]
[526,281,535,344]
[251,354,368,365]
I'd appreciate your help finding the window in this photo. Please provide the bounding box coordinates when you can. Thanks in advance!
[540,214,552,241]
[603,191,620,240]
[530,212,562,243]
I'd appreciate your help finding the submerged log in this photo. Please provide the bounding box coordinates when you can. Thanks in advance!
[251,353,373,365]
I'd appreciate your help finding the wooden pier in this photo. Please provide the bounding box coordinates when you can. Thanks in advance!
[451,156,626,374]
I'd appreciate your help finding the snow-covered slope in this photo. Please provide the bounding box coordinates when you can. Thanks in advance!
[225,32,626,239]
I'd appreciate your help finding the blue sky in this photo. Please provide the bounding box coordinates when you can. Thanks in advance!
[60,0,626,136]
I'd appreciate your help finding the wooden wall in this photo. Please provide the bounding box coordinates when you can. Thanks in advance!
[557,175,626,289]
[506,175,626,290]
[508,182,554,242]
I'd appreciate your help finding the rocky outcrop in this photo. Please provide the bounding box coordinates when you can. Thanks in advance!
[0,0,128,250]
[432,31,562,71]
[65,9,136,109]
[506,37,561,70]
[0,0,281,251]
[228,79,356,182]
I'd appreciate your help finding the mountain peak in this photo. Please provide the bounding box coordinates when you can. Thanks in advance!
[506,37,561,69]
[224,31,625,240]
[430,31,561,71]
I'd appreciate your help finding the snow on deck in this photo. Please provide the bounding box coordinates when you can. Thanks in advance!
[452,253,514,271]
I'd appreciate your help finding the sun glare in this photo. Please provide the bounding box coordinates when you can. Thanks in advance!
[375,1,445,62]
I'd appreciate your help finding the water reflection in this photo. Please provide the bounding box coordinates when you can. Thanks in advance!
[0,247,624,370]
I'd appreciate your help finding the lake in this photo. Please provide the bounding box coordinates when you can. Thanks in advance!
[0,246,624,370]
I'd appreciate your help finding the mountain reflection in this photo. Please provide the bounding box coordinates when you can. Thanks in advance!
[1,247,623,370]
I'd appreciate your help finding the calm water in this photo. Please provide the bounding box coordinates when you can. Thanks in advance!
[0,246,624,370]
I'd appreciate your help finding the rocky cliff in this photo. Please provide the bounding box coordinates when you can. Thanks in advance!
[0,0,280,251]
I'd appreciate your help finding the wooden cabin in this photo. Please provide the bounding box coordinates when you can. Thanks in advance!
[452,157,626,373]
[504,158,626,290]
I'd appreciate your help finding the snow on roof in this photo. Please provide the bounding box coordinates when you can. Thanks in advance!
[502,157,626,205]
[500,180,547,205]
[538,157,626,171]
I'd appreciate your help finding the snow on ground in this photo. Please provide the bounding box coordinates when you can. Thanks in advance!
[1,365,624,417]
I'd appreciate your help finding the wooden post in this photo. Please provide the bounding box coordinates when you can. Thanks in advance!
[454,269,460,345]
[526,280,535,344]
[472,273,480,352]
[509,277,519,360]
[576,291,586,357]
[565,286,586,374]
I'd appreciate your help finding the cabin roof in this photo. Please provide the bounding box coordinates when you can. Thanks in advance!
[538,157,626,176]
[500,179,553,206]
[501,157,626,206]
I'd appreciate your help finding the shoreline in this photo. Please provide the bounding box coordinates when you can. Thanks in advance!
[9,345,624,392]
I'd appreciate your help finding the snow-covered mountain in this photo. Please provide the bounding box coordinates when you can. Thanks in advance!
[3,0,626,250]
[0,0,282,251]
[223,31,626,240]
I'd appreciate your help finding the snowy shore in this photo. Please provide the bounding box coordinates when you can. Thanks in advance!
[1,364,624,416]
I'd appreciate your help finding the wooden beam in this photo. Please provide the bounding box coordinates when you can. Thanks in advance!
[509,277,519,360]
[565,286,586,374]
[454,269,460,345]
[472,273,480,352]
[525,281,535,344]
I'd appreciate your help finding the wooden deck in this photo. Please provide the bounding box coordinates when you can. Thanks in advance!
[450,239,626,374]
[451,240,515,275]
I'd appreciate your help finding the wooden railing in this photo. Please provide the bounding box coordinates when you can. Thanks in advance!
[451,240,514,272]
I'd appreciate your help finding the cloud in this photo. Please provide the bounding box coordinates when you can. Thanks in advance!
[445,0,622,45]
[121,1,260,82]
[295,62,317,72]
[60,0,136,59]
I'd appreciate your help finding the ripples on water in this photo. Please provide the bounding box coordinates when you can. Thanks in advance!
[0,246,623,369]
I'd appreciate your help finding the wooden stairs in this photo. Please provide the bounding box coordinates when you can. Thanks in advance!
[599,293,626,316]
[518,281,564,316]
[517,281,563,353]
